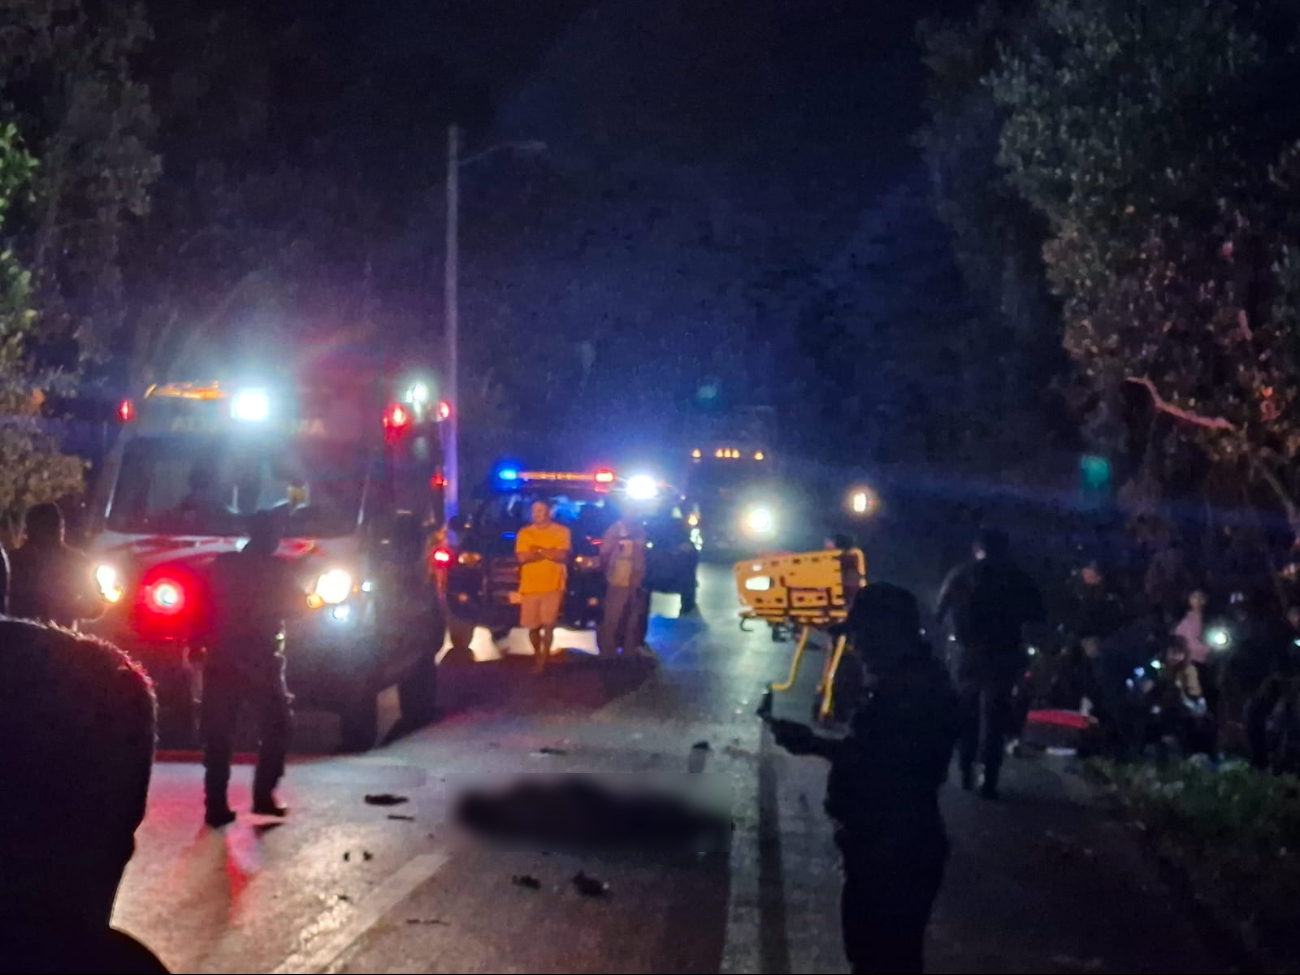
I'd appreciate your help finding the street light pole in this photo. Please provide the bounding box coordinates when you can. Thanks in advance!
[444,124,460,517]
[441,127,542,519]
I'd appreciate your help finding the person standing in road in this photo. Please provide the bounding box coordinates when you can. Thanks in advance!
[936,528,1045,799]
[767,583,959,974]
[199,510,303,828]
[516,500,572,674]
[7,502,102,628]
[599,508,648,659]
[0,619,169,973]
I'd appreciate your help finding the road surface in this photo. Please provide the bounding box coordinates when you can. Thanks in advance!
[113,565,1225,974]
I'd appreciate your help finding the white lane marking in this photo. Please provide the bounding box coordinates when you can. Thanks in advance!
[720,723,765,974]
[271,853,449,975]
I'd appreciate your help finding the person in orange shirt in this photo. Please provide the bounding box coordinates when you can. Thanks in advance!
[516,500,573,673]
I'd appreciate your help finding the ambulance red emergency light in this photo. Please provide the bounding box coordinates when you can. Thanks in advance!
[86,356,450,751]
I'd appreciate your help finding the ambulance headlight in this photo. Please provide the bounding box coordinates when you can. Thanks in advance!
[231,388,271,422]
[313,568,354,605]
[745,505,776,536]
[95,563,125,604]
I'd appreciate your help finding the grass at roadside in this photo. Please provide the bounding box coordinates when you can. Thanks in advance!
[1095,760,1300,972]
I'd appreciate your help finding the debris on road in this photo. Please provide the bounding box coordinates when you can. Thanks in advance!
[534,746,569,756]
[512,874,542,890]
[406,918,449,926]
[364,793,409,806]
[363,851,374,861]
[572,871,610,897]
[387,814,416,821]
[691,741,711,752]
[343,852,350,862]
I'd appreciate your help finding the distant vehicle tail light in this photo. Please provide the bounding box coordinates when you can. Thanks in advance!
[595,469,615,484]
[117,399,135,422]
[432,546,454,567]
[437,400,452,421]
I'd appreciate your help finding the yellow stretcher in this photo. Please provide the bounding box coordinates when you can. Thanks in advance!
[735,548,867,722]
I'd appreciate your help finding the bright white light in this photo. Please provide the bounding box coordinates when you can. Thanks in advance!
[95,563,124,604]
[745,505,775,535]
[361,580,375,593]
[1208,627,1231,649]
[853,492,868,513]
[744,576,773,591]
[406,382,431,404]
[626,474,659,502]
[231,388,270,422]
[154,582,182,608]
[331,603,352,622]
[314,568,353,605]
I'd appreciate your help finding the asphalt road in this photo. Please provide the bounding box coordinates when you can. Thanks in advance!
[113,561,1227,975]
[113,564,783,975]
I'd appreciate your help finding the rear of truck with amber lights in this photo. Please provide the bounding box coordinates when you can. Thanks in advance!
[86,359,451,749]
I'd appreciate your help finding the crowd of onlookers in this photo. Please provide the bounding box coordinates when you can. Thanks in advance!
[1021,554,1300,770]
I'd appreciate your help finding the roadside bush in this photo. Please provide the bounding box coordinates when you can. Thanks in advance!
[1100,760,1300,971]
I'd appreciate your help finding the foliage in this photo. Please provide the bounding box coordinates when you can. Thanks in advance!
[916,4,1076,472]
[1101,760,1300,970]
[0,120,84,535]
[0,0,159,360]
[989,0,1300,535]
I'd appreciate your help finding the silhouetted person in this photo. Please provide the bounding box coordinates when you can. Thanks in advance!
[199,510,303,827]
[767,584,959,973]
[936,529,1044,799]
[8,503,101,628]
[0,619,168,973]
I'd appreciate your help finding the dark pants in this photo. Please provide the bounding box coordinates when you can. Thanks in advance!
[599,585,647,656]
[202,666,292,809]
[958,677,1014,790]
[839,831,947,973]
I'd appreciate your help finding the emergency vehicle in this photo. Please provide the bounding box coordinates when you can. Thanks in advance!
[440,467,614,654]
[85,352,449,750]
[686,443,785,555]
[437,466,702,654]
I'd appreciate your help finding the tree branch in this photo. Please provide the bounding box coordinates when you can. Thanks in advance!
[1125,377,1237,432]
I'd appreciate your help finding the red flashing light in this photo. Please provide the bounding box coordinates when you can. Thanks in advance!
[430,472,448,490]
[595,469,615,484]
[432,546,453,566]
[144,578,187,617]
[383,403,411,436]
[118,399,135,422]
[437,400,452,421]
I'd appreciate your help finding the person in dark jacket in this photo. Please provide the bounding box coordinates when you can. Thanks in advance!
[0,619,168,973]
[936,529,1045,798]
[767,583,959,973]
[199,510,304,827]
[7,503,102,628]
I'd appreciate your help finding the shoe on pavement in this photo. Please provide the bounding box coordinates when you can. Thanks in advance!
[253,795,288,817]
[206,806,237,828]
